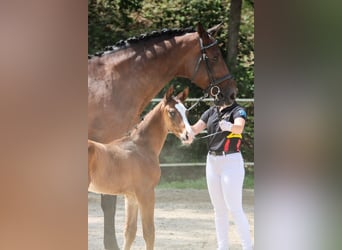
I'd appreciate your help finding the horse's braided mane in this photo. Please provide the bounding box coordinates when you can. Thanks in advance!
[88,27,195,59]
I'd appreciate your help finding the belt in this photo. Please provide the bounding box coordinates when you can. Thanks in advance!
[208,150,227,156]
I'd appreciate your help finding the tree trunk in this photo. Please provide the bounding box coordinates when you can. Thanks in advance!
[227,0,242,73]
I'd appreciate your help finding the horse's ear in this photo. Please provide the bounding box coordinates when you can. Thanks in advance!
[196,22,209,40]
[177,87,189,103]
[207,22,223,38]
[164,86,174,102]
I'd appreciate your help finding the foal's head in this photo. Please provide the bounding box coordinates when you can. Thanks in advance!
[162,87,193,145]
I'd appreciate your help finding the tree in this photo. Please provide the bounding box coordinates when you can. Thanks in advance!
[227,0,242,73]
[88,0,144,54]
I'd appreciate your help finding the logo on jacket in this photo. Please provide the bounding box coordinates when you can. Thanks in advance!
[239,109,247,118]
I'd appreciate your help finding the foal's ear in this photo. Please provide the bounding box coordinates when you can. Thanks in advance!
[177,87,189,103]
[164,86,174,102]
[207,22,223,38]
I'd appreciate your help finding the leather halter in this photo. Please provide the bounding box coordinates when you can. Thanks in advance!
[188,37,234,111]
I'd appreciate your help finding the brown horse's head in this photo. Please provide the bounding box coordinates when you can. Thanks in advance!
[162,87,194,145]
[192,23,237,106]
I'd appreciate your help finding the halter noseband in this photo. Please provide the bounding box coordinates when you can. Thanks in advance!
[189,36,234,108]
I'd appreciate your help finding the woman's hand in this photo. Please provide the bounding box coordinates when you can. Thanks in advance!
[220,117,245,134]
[219,120,233,131]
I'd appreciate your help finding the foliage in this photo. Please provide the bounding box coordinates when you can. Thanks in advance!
[88,0,254,166]
[235,0,254,98]
[88,0,144,54]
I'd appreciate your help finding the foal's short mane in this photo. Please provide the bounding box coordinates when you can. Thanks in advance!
[88,27,195,59]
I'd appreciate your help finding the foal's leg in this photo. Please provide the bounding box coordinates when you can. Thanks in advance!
[123,195,138,250]
[136,189,155,250]
[101,194,120,250]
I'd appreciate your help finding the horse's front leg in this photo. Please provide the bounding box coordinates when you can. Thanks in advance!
[137,189,155,250]
[101,194,120,250]
[123,195,138,250]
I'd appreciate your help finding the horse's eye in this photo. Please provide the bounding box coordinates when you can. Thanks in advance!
[169,111,175,118]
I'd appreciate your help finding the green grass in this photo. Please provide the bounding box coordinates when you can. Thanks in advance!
[157,173,254,189]
[243,173,254,189]
[158,177,208,189]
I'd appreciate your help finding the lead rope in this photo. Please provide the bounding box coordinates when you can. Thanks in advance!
[187,93,208,112]
[195,130,225,140]
[194,106,224,140]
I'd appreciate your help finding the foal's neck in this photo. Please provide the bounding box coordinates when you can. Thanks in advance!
[132,102,168,156]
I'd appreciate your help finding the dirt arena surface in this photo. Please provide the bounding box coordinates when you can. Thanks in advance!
[88,189,254,250]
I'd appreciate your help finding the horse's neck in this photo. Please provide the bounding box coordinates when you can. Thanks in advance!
[88,33,199,142]
[137,35,199,108]
[112,34,198,103]
[132,103,168,156]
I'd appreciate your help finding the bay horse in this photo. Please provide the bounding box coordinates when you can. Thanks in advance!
[88,87,192,250]
[88,22,237,249]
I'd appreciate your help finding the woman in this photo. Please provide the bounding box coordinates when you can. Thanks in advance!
[190,99,253,250]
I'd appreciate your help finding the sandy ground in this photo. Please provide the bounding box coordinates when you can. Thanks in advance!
[88,189,254,250]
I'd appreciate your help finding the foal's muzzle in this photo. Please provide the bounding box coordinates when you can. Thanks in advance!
[180,129,194,145]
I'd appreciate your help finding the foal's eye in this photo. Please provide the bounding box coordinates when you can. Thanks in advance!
[169,111,175,118]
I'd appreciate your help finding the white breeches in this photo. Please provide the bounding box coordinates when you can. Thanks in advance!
[206,152,253,250]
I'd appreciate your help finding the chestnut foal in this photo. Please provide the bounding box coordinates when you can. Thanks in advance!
[88,87,193,250]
